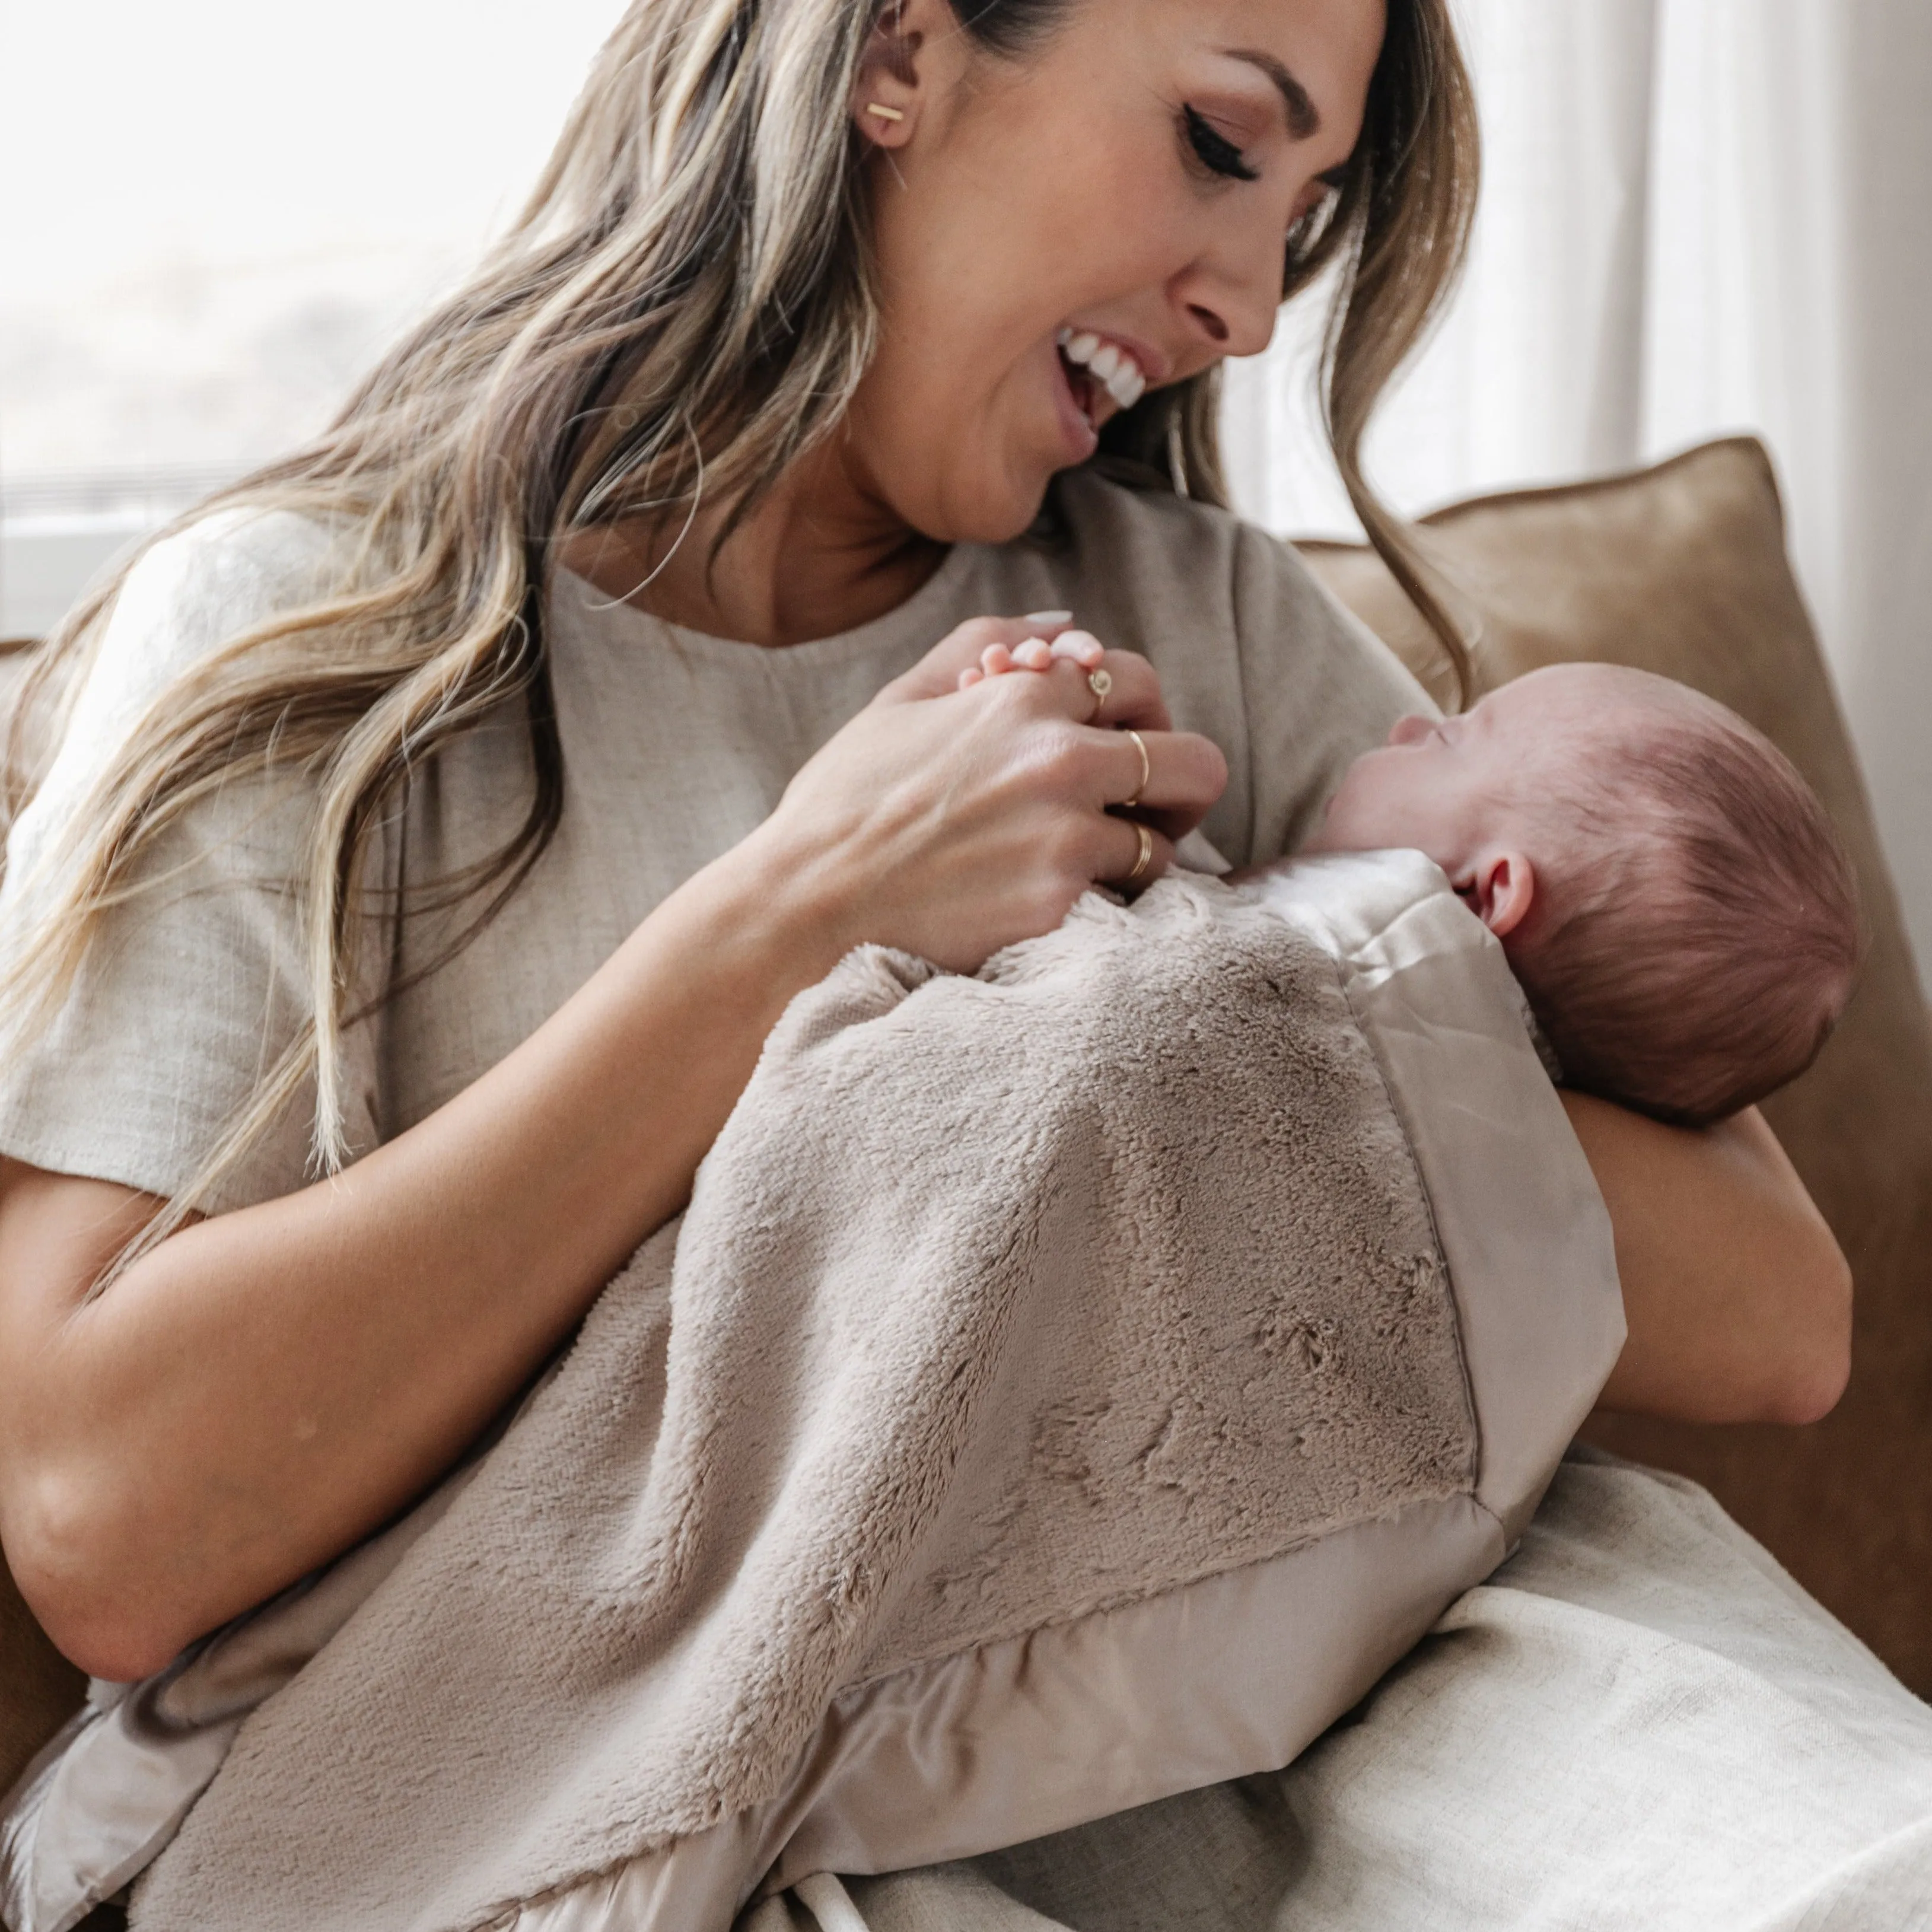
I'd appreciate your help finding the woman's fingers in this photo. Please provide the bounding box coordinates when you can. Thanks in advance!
[1101,722,1223,815]
[1099,725,1227,840]
[1019,650,1173,733]
[1096,814,1175,892]
[962,661,1224,834]
[774,619,1226,972]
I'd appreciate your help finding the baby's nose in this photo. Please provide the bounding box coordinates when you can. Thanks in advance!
[1387,714,1436,747]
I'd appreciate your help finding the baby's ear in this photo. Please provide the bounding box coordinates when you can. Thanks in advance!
[1456,850,1536,939]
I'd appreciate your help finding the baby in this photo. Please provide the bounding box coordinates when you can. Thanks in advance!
[972,641,1860,1127]
[1281,661,1860,1125]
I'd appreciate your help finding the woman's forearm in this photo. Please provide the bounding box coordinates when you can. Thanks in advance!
[1568,1092,1852,1426]
[0,830,849,1680]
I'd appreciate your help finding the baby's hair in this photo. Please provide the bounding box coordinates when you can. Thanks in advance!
[1509,674,1861,1128]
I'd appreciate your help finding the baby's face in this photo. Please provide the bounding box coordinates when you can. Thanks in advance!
[1303,665,1629,876]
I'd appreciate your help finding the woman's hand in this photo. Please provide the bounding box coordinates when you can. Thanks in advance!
[1571,1093,1853,1425]
[744,616,1228,973]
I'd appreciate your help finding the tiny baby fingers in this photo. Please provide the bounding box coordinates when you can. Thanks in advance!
[884,615,1077,703]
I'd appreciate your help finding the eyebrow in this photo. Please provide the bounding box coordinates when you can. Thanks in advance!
[1224,48,1322,142]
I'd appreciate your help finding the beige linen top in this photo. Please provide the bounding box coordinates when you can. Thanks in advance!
[0,470,1429,1211]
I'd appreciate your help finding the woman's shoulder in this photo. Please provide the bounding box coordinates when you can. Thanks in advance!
[58,507,347,760]
[106,506,345,670]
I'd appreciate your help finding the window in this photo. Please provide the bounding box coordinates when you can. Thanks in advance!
[1,0,622,636]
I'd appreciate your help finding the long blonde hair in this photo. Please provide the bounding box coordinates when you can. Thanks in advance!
[1,0,1478,1234]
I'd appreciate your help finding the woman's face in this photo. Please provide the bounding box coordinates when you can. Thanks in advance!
[845,0,1384,543]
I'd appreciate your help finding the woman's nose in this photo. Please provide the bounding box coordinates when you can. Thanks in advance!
[1170,239,1281,362]
[1175,282,1275,362]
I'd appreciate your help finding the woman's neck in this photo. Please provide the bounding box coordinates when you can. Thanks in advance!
[556,440,950,648]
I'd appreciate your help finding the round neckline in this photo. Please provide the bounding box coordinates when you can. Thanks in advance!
[553,538,985,669]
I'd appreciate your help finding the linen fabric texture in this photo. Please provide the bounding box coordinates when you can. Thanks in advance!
[13,855,1617,1932]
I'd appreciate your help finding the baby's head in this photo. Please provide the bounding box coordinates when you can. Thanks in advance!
[1306,664,1860,1125]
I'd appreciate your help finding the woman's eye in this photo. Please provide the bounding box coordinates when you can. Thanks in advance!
[1182,105,1260,184]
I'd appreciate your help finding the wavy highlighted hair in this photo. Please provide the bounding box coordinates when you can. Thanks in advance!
[1,0,1479,1240]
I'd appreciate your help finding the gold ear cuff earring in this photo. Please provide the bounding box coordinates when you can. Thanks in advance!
[865,103,906,123]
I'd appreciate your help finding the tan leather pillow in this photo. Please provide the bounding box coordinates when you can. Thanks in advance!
[1300,437,1932,1693]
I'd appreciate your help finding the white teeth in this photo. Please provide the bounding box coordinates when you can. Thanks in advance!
[1058,329,1148,413]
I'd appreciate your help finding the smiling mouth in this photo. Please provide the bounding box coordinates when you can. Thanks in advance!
[1056,328,1148,431]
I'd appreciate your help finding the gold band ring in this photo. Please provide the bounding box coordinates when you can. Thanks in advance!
[1122,728,1151,810]
[1125,820,1154,886]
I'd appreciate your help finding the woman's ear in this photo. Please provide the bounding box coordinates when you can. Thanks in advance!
[1456,850,1537,939]
[851,0,948,148]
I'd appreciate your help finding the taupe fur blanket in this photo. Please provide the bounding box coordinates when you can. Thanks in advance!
[9,858,1624,1932]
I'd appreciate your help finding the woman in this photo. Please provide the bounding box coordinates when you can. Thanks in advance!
[0,0,1851,1917]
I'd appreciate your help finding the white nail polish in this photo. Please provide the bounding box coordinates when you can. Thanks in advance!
[1024,609,1074,626]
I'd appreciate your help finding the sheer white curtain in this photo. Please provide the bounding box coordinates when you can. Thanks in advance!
[1224,0,1932,989]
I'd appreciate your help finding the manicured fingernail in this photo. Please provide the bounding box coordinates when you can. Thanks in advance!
[1049,630,1103,666]
[1024,609,1074,627]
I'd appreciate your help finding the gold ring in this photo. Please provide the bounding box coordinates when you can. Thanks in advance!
[1125,821,1154,886]
[1122,727,1151,810]
[1087,667,1113,706]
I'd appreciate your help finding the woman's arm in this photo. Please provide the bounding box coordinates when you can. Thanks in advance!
[0,628,1226,1682]
[1566,1091,1853,1426]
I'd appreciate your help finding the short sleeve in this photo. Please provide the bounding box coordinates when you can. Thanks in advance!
[0,510,384,1212]
[1231,521,1438,866]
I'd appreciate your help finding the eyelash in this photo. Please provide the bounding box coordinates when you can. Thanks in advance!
[1182,104,1259,184]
